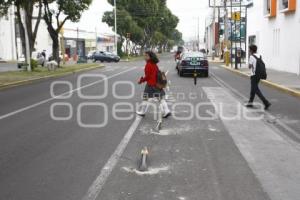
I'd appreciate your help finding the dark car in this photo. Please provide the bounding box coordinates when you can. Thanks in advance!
[93,51,120,63]
[177,52,209,77]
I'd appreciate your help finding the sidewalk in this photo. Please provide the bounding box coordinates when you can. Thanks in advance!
[215,61,300,98]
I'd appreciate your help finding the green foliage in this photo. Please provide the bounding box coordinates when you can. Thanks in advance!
[103,0,183,54]
[30,59,38,71]
[0,0,10,16]
[56,0,92,22]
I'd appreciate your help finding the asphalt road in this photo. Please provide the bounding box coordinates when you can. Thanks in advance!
[0,54,299,200]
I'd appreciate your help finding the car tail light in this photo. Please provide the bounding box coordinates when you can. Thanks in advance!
[201,60,209,67]
[181,60,189,66]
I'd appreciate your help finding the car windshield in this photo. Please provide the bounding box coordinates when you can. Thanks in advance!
[182,52,206,60]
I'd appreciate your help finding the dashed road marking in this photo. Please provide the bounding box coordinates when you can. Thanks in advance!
[81,117,142,200]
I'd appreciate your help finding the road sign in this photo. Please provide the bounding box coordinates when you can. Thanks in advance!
[209,0,253,7]
[232,12,241,21]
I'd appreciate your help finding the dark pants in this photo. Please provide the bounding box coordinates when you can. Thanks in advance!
[249,76,269,105]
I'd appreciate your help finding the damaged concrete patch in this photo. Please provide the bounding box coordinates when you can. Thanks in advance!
[121,166,170,176]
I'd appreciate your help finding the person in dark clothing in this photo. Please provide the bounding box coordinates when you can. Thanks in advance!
[246,45,271,110]
[136,51,171,118]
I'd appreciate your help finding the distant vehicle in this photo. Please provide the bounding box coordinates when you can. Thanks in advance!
[177,52,209,77]
[177,46,184,53]
[200,49,207,54]
[93,51,120,63]
[32,51,46,66]
[87,50,96,60]
[48,52,63,63]
[17,52,45,68]
[175,46,185,70]
[0,57,6,63]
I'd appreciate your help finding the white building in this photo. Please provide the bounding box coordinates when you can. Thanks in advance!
[0,6,17,61]
[0,0,116,61]
[247,0,300,75]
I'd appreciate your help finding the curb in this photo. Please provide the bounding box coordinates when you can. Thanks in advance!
[0,64,104,90]
[219,64,300,99]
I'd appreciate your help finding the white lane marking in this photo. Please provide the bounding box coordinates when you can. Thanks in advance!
[82,117,142,200]
[0,67,136,120]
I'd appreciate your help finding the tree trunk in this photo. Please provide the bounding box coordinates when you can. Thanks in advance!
[16,2,42,58]
[16,5,26,57]
[48,26,60,64]
[52,38,60,65]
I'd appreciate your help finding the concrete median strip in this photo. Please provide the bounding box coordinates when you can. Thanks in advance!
[0,64,104,90]
[219,64,300,99]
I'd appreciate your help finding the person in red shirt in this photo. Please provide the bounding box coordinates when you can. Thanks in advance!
[137,51,171,118]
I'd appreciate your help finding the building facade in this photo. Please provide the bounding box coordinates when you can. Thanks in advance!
[247,0,300,75]
[0,6,17,61]
[0,6,117,61]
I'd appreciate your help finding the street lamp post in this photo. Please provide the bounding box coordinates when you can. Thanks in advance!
[212,0,216,60]
[114,0,117,55]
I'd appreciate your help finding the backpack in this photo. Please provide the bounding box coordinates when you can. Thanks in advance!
[253,55,267,80]
[156,68,168,89]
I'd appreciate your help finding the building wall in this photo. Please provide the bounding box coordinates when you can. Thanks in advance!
[0,5,117,61]
[34,21,53,59]
[0,6,17,61]
[247,0,300,75]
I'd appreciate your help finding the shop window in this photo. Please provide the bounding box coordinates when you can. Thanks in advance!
[264,0,277,17]
[279,0,296,12]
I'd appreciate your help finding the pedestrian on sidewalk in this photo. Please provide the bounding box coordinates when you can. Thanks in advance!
[246,45,271,110]
[136,51,171,118]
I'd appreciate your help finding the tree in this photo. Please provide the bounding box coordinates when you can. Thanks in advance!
[102,8,143,56]
[42,0,92,63]
[0,0,43,58]
[103,0,183,55]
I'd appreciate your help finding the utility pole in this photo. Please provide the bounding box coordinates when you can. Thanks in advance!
[239,0,242,68]
[230,0,233,68]
[224,0,230,66]
[76,27,79,61]
[197,17,200,51]
[212,0,216,60]
[10,6,16,60]
[59,24,65,65]
[21,9,31,71]
[114,0,117,55]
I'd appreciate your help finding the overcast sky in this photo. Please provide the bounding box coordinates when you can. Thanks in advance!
[64,0,210,41]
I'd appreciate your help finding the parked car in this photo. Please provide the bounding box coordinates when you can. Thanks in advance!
[32,51,46,66]
[17,52,45,68]
[93,51,120,63]
[177,52,209,77]
[87,50,96,60]
[48,52,63,62]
